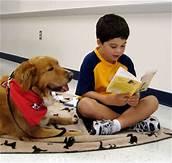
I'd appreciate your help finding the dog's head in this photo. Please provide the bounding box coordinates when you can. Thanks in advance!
[13,56,73,97]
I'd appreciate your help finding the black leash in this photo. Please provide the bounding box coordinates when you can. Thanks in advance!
[6,76,66,139]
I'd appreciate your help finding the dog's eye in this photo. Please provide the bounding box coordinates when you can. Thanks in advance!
[47,67,54,71]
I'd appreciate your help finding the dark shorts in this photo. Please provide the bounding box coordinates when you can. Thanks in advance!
[106,104,130,114]
[76,100,130,131]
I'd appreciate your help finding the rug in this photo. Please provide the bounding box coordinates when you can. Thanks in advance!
[0,127,172,153]
[0,93,172,153]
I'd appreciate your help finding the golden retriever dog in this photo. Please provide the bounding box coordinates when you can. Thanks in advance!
[0,56,81,140]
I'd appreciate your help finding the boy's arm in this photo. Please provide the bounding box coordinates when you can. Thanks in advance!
[75,52,96,96]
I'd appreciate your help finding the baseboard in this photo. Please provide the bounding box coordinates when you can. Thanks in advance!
[0,52,28,63]
[1,52,172,107]
[140,88,172,107]
[0,52,80,80]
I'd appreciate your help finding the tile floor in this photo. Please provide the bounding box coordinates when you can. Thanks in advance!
[0,80,172,163]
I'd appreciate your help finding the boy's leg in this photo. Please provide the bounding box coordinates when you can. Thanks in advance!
[91,95,159,135]
[78,95,158,128]
[117,95,159,129]
[77,97,123,132]
[77,97,120,120]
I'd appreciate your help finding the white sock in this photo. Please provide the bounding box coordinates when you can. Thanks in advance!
[112,119,121,133]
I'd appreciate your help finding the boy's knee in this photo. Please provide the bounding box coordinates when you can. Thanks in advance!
[77,97,96,116]
[78,97,92,108]
[149,95,159,105]
[145,95,159,111]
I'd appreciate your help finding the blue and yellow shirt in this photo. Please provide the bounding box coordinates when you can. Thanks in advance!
[76,48,136,95]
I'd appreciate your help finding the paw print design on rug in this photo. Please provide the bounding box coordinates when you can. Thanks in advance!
[1,140,16,149]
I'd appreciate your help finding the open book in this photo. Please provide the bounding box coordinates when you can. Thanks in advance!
[106,67,157,96]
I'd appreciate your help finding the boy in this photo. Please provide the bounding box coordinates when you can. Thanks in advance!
[76,14,160,135]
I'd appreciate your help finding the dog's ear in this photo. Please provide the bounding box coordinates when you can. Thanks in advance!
[14,60,36,91]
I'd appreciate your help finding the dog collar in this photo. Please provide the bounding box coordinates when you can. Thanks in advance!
[9,79,47,127]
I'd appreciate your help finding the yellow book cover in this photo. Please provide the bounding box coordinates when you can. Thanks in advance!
[106,67,156,96]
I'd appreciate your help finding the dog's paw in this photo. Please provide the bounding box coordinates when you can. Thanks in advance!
[70,110,79,124]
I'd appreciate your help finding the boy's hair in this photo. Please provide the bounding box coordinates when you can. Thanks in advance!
[96,14,130,43]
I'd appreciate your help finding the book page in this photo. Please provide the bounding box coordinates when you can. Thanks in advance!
[106,67,142,96]
[139,70,157,92]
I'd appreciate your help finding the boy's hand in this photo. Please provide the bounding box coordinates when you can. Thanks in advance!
[103,93,130,106]
[127,93,140,107]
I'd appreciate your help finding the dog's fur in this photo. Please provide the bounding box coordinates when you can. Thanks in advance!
[0,56,81,140]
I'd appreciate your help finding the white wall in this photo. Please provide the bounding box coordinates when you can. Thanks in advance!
[0,1,171,93]
[0,18,2,50]
[1,0,169,14]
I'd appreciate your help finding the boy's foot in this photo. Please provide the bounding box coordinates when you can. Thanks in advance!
[90,116,161,135]
[133,116,161,133]
[90,120,115,135]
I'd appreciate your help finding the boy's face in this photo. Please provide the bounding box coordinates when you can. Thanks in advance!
[97,37,127,64]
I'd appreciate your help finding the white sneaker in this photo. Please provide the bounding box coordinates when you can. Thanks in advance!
[133,116,161,133]
[90,120,114,135]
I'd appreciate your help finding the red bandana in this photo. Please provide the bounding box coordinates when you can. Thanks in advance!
[9,79,47,127]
